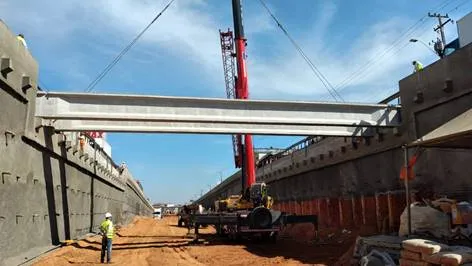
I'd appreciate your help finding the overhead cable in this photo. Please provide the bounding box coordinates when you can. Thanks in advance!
[447,0,471,13]
[85,0,176,93]
[258,0,344,102]
[335,0,455,92]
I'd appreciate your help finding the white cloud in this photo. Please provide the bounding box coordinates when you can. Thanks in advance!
[89,0,222,70]
[0,0,446,102]
[244,8,275,35]
[0,0,225,89]
[246,9,441,102]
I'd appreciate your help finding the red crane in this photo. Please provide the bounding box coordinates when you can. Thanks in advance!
[219,0,256,193]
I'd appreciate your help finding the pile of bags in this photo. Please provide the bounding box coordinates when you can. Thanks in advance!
[400,239,472,266]
[399,198,472,239]
[398,202,451,238]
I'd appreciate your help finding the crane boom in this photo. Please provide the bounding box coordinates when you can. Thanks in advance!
[218,0,256,191]
[219,30,242,168]
[232,0,256,190]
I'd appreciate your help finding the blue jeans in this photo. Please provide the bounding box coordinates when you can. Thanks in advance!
[101,237,112,263]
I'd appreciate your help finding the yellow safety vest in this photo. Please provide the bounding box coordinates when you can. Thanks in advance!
[100,219,114,239]
[414,62,423,72]
[17,36,27,48]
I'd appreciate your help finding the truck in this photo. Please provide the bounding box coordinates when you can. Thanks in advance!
[193,182,317,242]
[153,208,162,219]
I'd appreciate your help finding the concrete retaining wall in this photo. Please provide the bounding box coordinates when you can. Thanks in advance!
[0,20,152,265]
[197,42,472,237]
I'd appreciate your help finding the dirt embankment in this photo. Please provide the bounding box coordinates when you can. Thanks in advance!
[33,216,354,266]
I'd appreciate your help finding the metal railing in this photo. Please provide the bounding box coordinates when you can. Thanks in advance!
[61,132,151,208]
[63,132,124,188]
[256,136,325,167]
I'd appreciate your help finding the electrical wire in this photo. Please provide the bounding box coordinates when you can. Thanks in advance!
[85,0,175,93]
[334,19,428,91]
[336,0,455,91]
[447,0,472,13]
[334,0,455,92]
[38,79,50,93]
[258,0,344,102]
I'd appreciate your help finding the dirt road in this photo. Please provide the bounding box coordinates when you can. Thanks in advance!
[33,216,353,266]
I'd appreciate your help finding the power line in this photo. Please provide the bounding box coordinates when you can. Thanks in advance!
[38,79,50,93]
[258,0,344,102]
[338,20,434,91]
[85,0,175,93]
[336,0,455,91]
[335,18,431,91]
[334,0,455,92]
[447,0,472,13]
[335,19,428,91]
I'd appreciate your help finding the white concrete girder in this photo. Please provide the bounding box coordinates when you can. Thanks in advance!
[35,92,401,135]
[49,120,372,136]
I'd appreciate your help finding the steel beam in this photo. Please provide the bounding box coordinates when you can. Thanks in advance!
[35,92,400,135]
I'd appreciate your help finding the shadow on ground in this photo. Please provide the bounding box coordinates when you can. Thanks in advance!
[72,231,353,265]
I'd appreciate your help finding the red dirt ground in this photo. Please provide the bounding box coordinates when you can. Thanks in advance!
[33,216,355,266]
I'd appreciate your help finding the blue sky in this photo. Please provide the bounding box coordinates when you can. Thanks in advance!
[1,0,470,203]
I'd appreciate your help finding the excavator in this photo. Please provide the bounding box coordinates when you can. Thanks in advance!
[193,0,317,242]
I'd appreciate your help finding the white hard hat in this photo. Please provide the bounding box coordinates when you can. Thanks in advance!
[105,212,112,218]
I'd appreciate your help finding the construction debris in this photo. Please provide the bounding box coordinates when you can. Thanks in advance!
[352,235,404,263]
[399,202,450,238]
[359,250,396,266]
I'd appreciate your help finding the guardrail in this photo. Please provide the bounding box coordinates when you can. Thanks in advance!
[256,136,325,167]
[62,132,125,189]
[59,129,153,209]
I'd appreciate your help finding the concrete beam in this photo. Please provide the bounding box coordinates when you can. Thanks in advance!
[49,120,374,136]
[35,92,400,135]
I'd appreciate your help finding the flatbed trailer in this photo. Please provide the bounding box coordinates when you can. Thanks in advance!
[193,208,318,242]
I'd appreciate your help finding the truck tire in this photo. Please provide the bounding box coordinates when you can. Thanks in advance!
[249,207,272,229]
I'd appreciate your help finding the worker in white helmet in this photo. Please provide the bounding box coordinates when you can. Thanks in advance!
[100,212,114,263]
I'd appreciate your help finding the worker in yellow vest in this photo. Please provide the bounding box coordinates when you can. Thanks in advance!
[100,212,114,263]
[412,60,423,72]
[17,34,28,49]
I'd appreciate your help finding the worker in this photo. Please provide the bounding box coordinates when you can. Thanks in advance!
[100,212,114,264]
[119,162,127,174]
[17,34,27,49]
[79,134,85,153]
[434,37,444,58]
[412,60,423,72]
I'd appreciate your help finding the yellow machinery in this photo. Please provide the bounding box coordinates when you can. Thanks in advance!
[194,181,316,242]
[215,182,273,212]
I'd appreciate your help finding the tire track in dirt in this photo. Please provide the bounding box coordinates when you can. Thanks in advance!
[33,216,352,265]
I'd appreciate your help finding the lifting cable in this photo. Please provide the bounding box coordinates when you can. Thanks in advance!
[258,0,344,102]
[85,0,176,93]
[335,0,455,92]
[447,0,471,13]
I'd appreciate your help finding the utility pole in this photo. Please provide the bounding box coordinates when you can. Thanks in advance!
[428,12,450,45]
[428,12,452,58]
